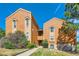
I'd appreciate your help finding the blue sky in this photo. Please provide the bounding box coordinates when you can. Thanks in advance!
[0,3,65,30]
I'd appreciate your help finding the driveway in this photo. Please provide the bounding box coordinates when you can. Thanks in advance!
[16,47,41,56]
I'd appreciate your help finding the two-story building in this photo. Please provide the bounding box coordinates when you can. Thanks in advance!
[6,8,39,45]
[6,8,76,50]
[43,18,65,49]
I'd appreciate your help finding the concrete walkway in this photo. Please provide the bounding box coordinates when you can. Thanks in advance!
[17,47,40,56]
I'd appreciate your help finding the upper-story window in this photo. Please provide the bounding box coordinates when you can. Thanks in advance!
[50,27,54,32]
[25,17,29,27]
[50,36,54,40]
[13,20,16,28]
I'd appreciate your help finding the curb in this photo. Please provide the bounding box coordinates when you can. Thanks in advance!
[14,49,29,56]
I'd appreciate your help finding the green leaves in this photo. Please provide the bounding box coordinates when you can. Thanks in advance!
[0,28,5,39]
[42,40,48,48]
[65,11,71,19]
[4,40,15,49]
[65,3,79,19]
[64,3,79,31]
[3,31,28,49]
[66,22,79,30]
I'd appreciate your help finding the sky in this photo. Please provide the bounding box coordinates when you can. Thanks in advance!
[0,3,65,30]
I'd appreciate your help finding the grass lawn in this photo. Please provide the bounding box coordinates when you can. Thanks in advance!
[77,44,79,50]
[31,48,79,56]
[0,48,28,56]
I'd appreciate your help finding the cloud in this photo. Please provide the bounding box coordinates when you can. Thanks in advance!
[54,4,61,14]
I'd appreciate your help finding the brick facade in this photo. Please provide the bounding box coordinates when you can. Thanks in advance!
[6,8,39,44]
[43,18,65,49]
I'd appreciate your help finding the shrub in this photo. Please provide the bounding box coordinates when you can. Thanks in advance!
[0,28,5,39]
[27,43,36,49]
[2,31,28,49]
[62,44,72,51]
[3,40,15,49]
[42,40,48,48]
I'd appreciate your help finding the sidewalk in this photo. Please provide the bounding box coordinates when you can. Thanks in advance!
[16,47,40,56]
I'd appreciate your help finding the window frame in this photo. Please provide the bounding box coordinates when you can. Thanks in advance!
[50,27,54,32]
[50,44,54,49]
[13,20,16,29]
[26,32,29,39]
[25,17,29,27]
[50,35,54,40]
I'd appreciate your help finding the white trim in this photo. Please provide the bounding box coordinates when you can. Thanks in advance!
[49,35,54,41]
[24,14,32,42]
[49,43,54,49]
[49,27,55,41]
[12,19,17,33]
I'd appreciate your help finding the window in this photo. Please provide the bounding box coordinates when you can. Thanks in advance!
[25,17,29,27]
[50,27,54,32]
[50,36,54,40]
[50,44,54,49]
[13,20,16,28]
[26,36,29,39]
[26,32,29,39]
[26,32,29,34]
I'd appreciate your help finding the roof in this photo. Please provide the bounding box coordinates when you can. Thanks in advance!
[31,15,39,29]
[6,8,31,19]
[44,17,64,25]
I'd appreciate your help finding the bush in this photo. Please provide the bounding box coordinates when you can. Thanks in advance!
[42,40,48,48]
[2,31,28,49]
[62,45,72,51]
[27,43,36,49]
[2,31,37,49]
[0,28,5,39]
[3,40,15,49]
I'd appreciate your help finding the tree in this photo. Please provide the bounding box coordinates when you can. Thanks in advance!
[59,3,79,52]
[57,21,77,51]
[65,3,79,19]
[0,28,5,39]
[64,3,79,31]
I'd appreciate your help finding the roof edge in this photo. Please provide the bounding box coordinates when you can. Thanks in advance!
[6,8,31,19]
[44,17,63,25]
